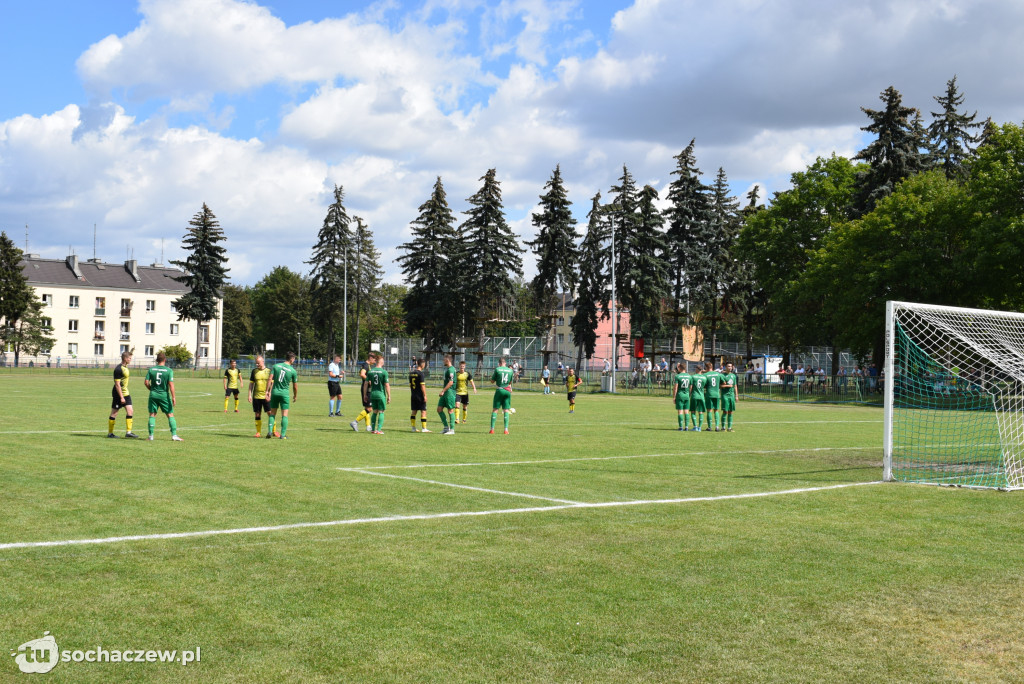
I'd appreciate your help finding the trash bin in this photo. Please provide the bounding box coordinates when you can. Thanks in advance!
[601,375,614,392]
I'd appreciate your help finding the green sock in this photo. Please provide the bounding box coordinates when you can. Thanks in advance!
[268,415,275,434]
[677,414,683,428]
[377,414,385,431]
[168,417,178,436]
[148,416,156,437]
[439,411,448,429]
[371,413,377,431]
[503,411,509,430]
[490,412,497,430]
[728,413,733,428]
[281,416,288,436]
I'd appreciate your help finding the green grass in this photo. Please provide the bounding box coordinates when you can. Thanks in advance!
[2,373,1022,682]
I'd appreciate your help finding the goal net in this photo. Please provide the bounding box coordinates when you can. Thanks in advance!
[884,301,1024,490]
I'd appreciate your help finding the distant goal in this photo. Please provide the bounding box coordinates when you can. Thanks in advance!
[884,301,1024,490]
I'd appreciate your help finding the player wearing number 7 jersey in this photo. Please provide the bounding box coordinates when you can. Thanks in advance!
[266,352,299,439]
[144,351,182,441]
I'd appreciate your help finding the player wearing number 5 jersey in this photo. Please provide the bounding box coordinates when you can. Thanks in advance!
[266,352,299,439]
[489,357,515,434]
[144,351,182,441]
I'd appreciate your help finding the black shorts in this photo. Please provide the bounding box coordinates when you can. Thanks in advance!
[567,391,577,402]
[457,393,469,406]
[111,392,132,410]
[225,388,239,397]
[253,398,271,415]
[327,381,342,397]
[361,385,371,409]
[410,394,427,412]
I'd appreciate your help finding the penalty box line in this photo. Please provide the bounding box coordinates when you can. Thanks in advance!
[336,445,881,472]
[345,468,582,505]
[0,481,882,551]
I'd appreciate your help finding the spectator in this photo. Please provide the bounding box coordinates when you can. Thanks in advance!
[603,358,611,376]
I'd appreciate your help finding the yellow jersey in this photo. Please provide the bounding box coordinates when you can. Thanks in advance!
[249,367,272,400]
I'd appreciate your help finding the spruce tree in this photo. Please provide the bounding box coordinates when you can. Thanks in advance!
[461,169,524,359]
[571,192,611,371]
[307,184,354,358]
[526,165,578,364]
[928,75,982,181]
[853,86,926,214]
[397,177,460,354]
[170,203,230,368]
[607,165,641,305]
[704,167,741,362]
[351,216,383,361]
[665,140,712,324]
[629,184,670,341]
[527,165,578,308]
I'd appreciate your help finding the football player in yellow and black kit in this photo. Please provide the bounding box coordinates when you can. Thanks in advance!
[408,358,430,432]
[248,355,273,438]
[108,351,139,438]
[224,359,243,412]
[454,360,477,424]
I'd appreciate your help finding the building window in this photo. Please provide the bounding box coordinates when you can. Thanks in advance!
[42,293,53,307]
[199,346,209,358]
[170,323,179,335]
[144,345,154,356]
[68,343,78,356]
[41,317,52,330]
[557,333,564,345]
[95,297,106,316]
[94,321,105,340]
[145,322,155,334]
[557,316,564,326]
[120,322,130,340]
[120,298,132,316]
[94,344,104,356]
[146,299,156,311]
[120,344,129,355]
[69,295,79,308]
[199,325,210,343]
[170,301,177,313]
[68,319,79,332]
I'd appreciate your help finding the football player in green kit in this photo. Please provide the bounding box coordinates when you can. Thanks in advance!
[266,352,299,439]
[489,357,515,435]
[704,362,724,432]
[367,351,391,434]
[436,355,458,434]
[720,361,738,432]
[690,366,707,432]
[672,362,692,431]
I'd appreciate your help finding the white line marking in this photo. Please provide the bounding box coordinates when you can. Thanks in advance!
[347,468,582,504]
[0,481,882,550]
[336,446,881,471]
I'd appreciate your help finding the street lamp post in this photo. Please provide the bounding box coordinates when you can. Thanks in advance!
[297,332,301,367]
[610,217,617,394]
[343,246,348,371]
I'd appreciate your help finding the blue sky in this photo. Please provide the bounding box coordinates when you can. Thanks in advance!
[3,0,1024,284]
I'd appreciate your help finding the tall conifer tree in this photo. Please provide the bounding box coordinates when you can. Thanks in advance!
[350,216,383,361]
[171,203,229,368]
[307,184,353,358]
[853,86,926,214]
[928,75,982,181]
[665,140,712,324]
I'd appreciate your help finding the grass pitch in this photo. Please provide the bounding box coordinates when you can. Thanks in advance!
[1,373,1022,682]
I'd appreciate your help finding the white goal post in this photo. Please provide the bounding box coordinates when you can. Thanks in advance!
[884,300,1024,490]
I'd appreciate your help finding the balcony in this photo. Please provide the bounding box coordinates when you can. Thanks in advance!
[95,307,105,316]
[119,333,131,341]
[120,308,133,317]
[93,332,105,341]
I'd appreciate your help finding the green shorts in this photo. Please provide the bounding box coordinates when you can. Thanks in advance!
[270,394,290,411]
[706,396,720,410]
[148,394,173,415]
[691,398,706,414]
[674,394,690,411]
[721,395,736,412]
[492,389,512,411]
[437,391,456,410]
[370,391,387,411]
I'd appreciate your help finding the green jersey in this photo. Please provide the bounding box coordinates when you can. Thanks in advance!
[492,365,514,389]
[705,371,723,398]
[721,372,737,396]
[442,365,457,394]
[673,373,691,396]
[691,374,707,400]
[146,365,173,395]
[270,362,298,397]
[367,366,389,394]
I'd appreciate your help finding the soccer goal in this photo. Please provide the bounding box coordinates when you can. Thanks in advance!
[884,301,1024,490]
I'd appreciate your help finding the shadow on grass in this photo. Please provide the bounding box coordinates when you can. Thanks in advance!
[735,465,880,479]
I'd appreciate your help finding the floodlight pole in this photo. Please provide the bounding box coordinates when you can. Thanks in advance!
[343,246,348,370]
[611,217,617,394]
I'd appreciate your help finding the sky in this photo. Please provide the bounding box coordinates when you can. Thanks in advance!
[2,0,1023,286]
